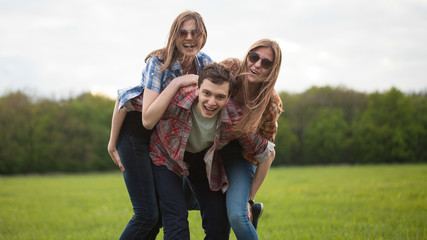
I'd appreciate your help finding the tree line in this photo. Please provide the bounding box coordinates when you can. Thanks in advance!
[274,86,426,166]
[0,87,425,174]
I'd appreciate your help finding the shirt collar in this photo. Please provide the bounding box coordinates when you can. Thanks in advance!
[170,52,203,73]
[177,90,198,110]
[170,59,182,72]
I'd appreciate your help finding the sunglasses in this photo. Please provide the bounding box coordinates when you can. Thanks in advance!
[248,52,274,69]
[179,29,199,38]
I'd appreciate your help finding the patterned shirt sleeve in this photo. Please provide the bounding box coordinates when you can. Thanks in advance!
[238,132,272,165]
[240,91,283,165]
[259,91,283,142]
[142,57,167,94]
[116,52,212,112]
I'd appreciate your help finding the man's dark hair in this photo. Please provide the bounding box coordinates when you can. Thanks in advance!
[198,62,234,96]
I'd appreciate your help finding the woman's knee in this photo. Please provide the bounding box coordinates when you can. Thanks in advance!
[227,210,247,227]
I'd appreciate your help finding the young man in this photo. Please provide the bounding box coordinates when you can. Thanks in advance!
[148,63,274,240]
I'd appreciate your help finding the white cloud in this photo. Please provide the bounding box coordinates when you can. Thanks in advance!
[1,0,426,99]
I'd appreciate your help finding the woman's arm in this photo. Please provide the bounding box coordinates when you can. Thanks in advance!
[249,148,275,201]
[142,74,198,129]
[246,148,275,220]
[107,98,127,172]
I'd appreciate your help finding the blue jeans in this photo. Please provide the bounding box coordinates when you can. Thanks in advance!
[222,141,258,240]
[153,150,230,240]
[117,132,160,240]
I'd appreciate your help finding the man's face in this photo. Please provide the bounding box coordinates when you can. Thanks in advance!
[196,78,230,118]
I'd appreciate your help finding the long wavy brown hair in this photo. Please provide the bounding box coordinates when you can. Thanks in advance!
[145,11,207,71]
[231,39,283,135]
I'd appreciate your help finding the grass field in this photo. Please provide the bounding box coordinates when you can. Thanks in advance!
[0,164,426,239]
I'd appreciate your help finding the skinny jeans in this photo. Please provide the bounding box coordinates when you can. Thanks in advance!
[153,150,230,240]
[221,140,258,240]
[117,112,160,240]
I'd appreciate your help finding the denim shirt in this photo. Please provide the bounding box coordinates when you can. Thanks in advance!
[117,51,212,110]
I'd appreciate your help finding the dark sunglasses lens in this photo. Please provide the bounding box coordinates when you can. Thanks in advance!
[248,52,273,69]
[180,29,198,37]
[248,52,260,63]
[262,59,273,69]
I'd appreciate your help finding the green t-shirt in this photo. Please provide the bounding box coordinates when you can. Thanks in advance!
[185,101,219,153]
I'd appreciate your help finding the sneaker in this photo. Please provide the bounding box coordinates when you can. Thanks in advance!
[250,202,264,230]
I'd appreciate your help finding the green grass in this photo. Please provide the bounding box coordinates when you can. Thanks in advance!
[0,165,426,239]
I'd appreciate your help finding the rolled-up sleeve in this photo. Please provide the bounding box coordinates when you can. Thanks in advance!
[253,141,275,163]
[238,132,274,165]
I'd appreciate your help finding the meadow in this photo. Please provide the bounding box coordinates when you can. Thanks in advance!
[0,164,425,240]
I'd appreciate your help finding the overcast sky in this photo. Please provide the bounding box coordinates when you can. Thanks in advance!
[1,0,426,99]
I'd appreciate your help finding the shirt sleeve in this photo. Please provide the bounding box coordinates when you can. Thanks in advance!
[259,91,283,142]
[238,132,274,165]
[253,141,275,163]
[117,85,144,111]
[116,57,164,110]
[142,57,166,94]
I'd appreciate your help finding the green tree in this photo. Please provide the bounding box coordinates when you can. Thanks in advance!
[0,92,33,174]
[353,88,419,163]
[274,114,298,165]
[302,108,350,164]
[279,87,367,164]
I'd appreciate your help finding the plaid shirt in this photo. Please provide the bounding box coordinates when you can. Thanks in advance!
[117,51,212,111]
[150,90,273,193]
[242,90,283,164]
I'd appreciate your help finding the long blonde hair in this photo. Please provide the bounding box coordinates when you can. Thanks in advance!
[232,39,283,135]
[145,11,207,71]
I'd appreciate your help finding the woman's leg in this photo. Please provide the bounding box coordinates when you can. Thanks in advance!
[117,134,160,240]
[153,165,190,240]
[222,141,258,240]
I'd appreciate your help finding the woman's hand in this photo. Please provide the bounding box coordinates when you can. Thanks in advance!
[107,140,125,172]
[176,74,199,96]
[247,202,252,221]
[232,109,243,125]
[176,74,199,88]
[180,84,198,96]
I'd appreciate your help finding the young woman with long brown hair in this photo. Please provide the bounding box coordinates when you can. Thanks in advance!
[107,11,211,240]
[221,39,283,240]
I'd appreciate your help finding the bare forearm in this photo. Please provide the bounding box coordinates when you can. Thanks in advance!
[142,81,181,130]
[109,98,126,146]
[108,98,127,171]
[142,74,199,130]
[249,149,275,200]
